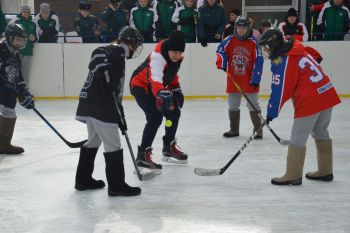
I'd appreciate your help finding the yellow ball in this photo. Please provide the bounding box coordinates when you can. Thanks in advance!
[165,119,173,127]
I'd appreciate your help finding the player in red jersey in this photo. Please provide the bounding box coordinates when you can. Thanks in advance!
[258,28,341,186]
[216,16,264,139]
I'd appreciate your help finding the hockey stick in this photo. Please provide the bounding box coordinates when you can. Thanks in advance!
[104,71,156,181]
[228,76,290,145]
[32,107,87,148]
[194,121,267,176]
[0,75,86,148]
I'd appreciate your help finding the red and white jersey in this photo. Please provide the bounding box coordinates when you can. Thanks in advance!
[267,41,341,119]
[130,40,182,96]
[216,35,263,93]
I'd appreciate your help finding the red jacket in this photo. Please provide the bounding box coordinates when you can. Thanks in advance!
[267,41,340,119]
[130,40,182,96]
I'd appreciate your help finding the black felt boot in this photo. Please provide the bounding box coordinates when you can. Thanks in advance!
[75,147,105,191]
[104,149,141,197]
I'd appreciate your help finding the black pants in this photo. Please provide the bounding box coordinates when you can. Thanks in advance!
[132,87,181,148]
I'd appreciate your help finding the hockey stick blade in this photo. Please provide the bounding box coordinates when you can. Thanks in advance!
[66,140,87,148]
[279,139,290,145]
[135,168,161,181]
[194,167,221,176]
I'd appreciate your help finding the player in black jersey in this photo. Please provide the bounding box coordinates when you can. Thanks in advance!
[75,26,144,197]
[0,24,34,155]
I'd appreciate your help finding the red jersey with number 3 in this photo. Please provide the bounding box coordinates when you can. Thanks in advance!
[267,40,341,119]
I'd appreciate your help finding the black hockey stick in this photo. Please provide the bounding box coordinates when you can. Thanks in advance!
[32,107,87,148]
[104,71,156,181]
[194,121,267,176]
[0,75,86,148]
[229,76,290,145]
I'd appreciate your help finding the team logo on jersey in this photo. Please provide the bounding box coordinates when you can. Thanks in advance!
[272,57,283,65]
[232,47,250,75]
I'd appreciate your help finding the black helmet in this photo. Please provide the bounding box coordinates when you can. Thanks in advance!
[234,16,252,40]
[79,1,92,10]
[5,24,28,51]
[258,28,292,60]
[118,26,144,59]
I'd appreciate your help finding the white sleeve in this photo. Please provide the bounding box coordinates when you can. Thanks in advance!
[52,15,60,32]
[278,22,286,37]
[129,7,137,28]
[171,6,183,23]
[301,23,309,41]
[152,8,158,30]
[317,3,329,26]
[33,14,42,36]
[149,51,166,83]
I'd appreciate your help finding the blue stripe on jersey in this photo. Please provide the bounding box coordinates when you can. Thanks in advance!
[250,37,264,83]
[267,56,288,120]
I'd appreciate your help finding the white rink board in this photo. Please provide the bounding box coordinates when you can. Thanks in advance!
[26,41,350,97]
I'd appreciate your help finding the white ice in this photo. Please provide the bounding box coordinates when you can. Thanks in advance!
[1,99,349,233]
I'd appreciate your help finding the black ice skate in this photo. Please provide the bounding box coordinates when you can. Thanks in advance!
[136,146,162,170]
[162,139,188,164]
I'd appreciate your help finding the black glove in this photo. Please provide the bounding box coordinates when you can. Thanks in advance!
[116,102,127,134]
[156,89,174,113]
[266,117,273,125]
[200,38,208,47]
[18,90,35,109]
[171,87,184,108]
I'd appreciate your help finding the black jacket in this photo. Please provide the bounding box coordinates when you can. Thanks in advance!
[76,44,126,124]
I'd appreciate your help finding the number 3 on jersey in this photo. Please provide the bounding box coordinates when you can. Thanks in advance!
[298,56,324,83]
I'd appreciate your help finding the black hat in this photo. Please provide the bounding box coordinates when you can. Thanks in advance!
[286,8,298,17]
[167,30,185,52]
[110,0,121,3]
[79,1,92,10]
[230,9,241,16]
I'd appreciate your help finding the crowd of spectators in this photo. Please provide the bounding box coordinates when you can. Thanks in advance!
[0,0,349,46]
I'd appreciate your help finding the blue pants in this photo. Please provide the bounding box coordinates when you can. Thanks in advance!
[132,87,181,148]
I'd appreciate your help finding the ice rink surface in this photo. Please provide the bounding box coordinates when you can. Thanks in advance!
[1,99,349,233]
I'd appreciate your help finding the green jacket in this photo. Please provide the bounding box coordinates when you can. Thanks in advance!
[130,4,155,42]
[34,12,59,43]
[12,14,37,56]
[317,0,350,40]
[74,14,100,43]
[0,8,5,35]
[154,0,177,39]
[172,5,198,42]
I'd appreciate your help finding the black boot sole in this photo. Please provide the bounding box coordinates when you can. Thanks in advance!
[305,174,333,181]
[75,180,105,191]
[108,188,141,197]
[271,177,302,186]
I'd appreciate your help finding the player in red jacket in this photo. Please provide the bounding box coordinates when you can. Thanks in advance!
[259,28,341,186]
[130,30,188,171]
[216,16,264,138]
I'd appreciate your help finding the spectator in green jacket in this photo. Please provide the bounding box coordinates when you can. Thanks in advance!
[130,0,157,43]
[9,4,37,83]
[317,0,350,40]
[153,0,177,41]
[34,3,60,43]
[171,0,198,42]
[0,4,6,36]
[74,1,101,43]
[101,0,129,43]
[197,0,226,47]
